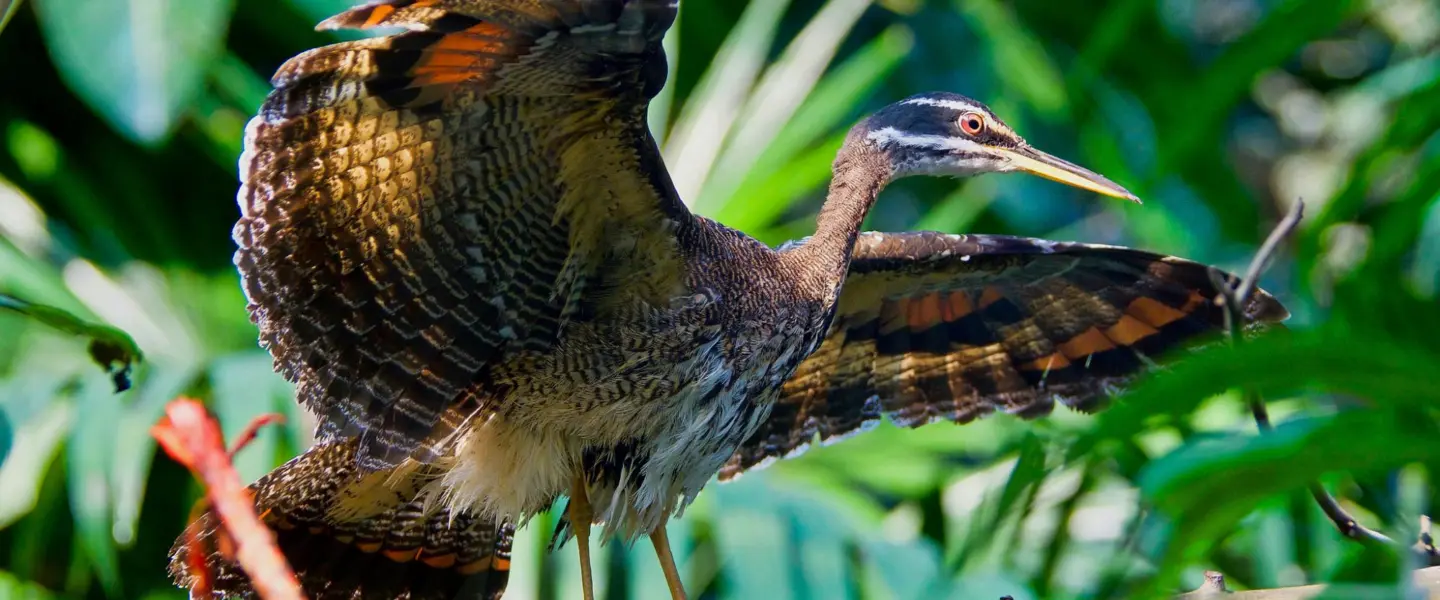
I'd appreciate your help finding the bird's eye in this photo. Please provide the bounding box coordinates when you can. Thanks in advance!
[959,112,986,136]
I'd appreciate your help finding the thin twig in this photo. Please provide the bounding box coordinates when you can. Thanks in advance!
[1206,200,1406,551]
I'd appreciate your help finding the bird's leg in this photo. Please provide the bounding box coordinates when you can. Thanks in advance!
[650,524,687,600]
[569,472,596,600]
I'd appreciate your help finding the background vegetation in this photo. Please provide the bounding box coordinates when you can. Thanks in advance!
[0,0,1438,598]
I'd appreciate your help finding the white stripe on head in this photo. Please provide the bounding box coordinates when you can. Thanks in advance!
[865,126,987,153]
[902,96,984,113]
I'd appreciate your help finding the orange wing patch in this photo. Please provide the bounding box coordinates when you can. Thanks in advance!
[978,286,1005,309]
[1057,328,1116,360]
[906,293,945,331]
[943,291,975,321]
[1126,296,1190,329]
[1017,352,1072,373]
[420,552,458,569]
[1104,315,1159,346]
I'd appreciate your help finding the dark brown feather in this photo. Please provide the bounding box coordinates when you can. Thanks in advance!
[234,0,684,470]
[721,231,1288,478]
[170,440,514,599]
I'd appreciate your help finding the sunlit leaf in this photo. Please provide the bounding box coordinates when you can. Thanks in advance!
[0,0,21,37]
[712,26,912,228]
[664,0,793,202]
[699,0,877,213]
[0,569,57,599]
[209,351,291,484]
[65,377,123,594]
[111,362,200,546]
[30,0,236,144]
[0,383,71,529]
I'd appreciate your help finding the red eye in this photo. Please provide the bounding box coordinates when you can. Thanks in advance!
[959,112,985,135]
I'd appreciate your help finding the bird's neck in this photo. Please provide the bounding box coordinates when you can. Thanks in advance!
[786,139,893,295]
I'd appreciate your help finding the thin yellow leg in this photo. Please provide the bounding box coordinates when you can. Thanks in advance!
[569,473,596,600]
[650,525,687,600]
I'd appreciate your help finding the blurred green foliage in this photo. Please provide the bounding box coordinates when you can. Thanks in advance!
[0,0,1438,598]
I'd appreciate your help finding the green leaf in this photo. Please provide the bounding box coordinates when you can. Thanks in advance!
[699,0,879,214]
[956,0,1067,119]
[663,0,793,203]
[0,570,57,600]
[1133,410,1438,595]
[1079,329,1440,456]
[65,377,123,595]
[30,0,236,144]
[210,351,292,484]
[0,293,142,393]
[111,362,199,546]
[0,0,22,37]
[711,26,912,229]
[0,378,74,528]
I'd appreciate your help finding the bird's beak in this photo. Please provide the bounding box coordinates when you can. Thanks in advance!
[988,145,1141,203]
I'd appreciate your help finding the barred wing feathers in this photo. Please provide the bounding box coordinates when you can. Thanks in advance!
[236,0,684,469]
[722,231,1288,478]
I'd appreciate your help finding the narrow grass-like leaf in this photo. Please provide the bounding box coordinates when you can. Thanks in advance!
[111,361,199,546]
[210,351,289,484]
[663,0,792,203]
[0,0,21,37]
[716,132,845,233]
[0,395,71,528]
[65,376,123,594]
[713,27,911,227]
[700,0,875,214]
[31,0,236,144]
[955,434,1047,571]
[956,0,1067,119]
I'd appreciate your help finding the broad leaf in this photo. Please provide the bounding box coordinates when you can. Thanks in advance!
[1134,410,1440,595]
[31,0,235,144]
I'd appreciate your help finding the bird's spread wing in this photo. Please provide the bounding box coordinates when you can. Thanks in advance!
[236,0,684,469]
[721,231,1289,478]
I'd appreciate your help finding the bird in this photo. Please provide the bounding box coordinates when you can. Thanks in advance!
[169,1,1288,598]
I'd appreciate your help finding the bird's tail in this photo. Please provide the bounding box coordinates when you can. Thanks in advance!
[169,439,513,600]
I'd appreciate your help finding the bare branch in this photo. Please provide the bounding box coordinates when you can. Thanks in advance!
[1204,200,1438,558]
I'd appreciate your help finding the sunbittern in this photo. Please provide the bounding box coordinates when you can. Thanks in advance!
[170,1,1288,598]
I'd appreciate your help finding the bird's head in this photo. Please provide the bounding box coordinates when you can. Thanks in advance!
[857,92,1140,202]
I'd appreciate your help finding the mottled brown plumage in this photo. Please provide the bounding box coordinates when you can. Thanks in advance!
[171,1,1288,598]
